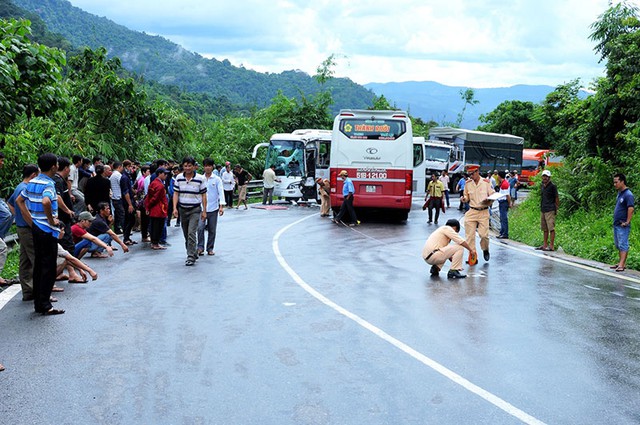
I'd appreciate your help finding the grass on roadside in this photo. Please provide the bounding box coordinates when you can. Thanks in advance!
[509,197,639,270]
[1,245,19,279]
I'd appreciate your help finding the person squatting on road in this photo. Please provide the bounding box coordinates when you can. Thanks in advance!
[461,165,495,262]
[612,173,634,272]
[332,170,359,226]
[422,219,476,279]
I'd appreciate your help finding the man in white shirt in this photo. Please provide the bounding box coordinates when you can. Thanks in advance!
[439,170,451,208]
[109,161,124,234]
[221,162,236,208]
[197,158,225,256]
[262,164,281,205]
[69,154,86,214]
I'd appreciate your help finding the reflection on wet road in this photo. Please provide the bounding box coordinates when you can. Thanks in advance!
[1,202,639,424]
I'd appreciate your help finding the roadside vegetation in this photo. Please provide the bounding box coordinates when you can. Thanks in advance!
[2,2,640,271]
[479,2,640,269]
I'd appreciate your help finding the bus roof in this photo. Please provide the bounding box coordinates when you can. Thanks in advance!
[338,109,409,119]
[271,129,331,142]
[429,127,524,145]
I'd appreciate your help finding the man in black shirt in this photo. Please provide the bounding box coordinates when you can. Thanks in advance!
[88,202,130,255]
[84,165,112,213]
[233,164,252,210]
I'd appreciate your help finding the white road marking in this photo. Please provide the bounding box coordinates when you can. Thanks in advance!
[489,239,640,285]
[583,285,601,291]
[0,285,20,309]
[274,214,546,425]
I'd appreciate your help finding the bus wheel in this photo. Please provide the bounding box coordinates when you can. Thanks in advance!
[450,176,459,194]
[397,210,409,221]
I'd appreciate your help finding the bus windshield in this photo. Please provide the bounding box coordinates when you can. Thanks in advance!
[339,118,406,140]
[425,146,450,162]
[522,159,539,171]
[266,140,305,177]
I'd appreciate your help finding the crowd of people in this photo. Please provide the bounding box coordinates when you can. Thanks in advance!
[422,165,633,281]
[0,152,257,325]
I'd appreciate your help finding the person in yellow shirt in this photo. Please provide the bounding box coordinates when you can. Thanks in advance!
[422,219,476,278]
[461,165,495,262]
[426,173,445,224]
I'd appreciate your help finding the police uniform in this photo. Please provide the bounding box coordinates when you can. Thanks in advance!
[462,169,494,253]
[422,225,466,271]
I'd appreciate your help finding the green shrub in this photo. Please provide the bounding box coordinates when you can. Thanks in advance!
[510,193,640,269]
[1,246,19,280]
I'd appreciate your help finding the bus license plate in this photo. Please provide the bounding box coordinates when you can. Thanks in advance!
[365,185,377,193]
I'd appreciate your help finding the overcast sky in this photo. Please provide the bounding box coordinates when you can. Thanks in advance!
[66,0,629,88]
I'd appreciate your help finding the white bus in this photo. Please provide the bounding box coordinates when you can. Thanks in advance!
[252,129,331,202]
[330,110,414,220]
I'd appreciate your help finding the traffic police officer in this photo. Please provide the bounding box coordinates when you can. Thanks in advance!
[461,164,495,262]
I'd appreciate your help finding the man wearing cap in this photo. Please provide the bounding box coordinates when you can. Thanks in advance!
[422,219,476,278]
[333,170,358,226]
[426,173,445,224]
[461,165,494,261]
[536,169,559,251]
[71,211,115,259]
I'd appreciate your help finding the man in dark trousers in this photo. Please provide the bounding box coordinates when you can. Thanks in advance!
[332,170,359,226]
[16,153,65,315]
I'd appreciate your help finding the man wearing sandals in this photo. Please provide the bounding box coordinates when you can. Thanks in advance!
[612,173,634,272]
[16,153,66,316]
[537,169,559,252]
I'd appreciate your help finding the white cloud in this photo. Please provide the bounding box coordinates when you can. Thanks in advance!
[67,0,622,87]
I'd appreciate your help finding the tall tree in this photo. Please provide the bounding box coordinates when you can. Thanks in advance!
[0,18,66,135]
[455,88,479,127]
[478,100,547,147]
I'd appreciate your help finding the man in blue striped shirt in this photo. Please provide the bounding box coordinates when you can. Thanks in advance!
[16,153,65,315]
[172,156,207,266]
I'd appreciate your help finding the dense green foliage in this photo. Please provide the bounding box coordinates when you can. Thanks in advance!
[12,0,375,112]
[495,2,640,268]
[0,17,66,132]
[0,16,344,199]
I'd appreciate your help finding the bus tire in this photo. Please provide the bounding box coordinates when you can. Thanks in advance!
[450,176,460,194]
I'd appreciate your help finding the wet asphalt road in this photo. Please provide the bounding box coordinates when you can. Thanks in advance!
[1,199,640,424]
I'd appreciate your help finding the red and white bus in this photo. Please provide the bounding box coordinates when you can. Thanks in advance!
[330,109,414,220]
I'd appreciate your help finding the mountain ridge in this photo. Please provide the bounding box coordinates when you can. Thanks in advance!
[10,0,567,128]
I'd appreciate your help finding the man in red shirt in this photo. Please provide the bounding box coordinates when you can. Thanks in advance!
[71,211,114,259]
